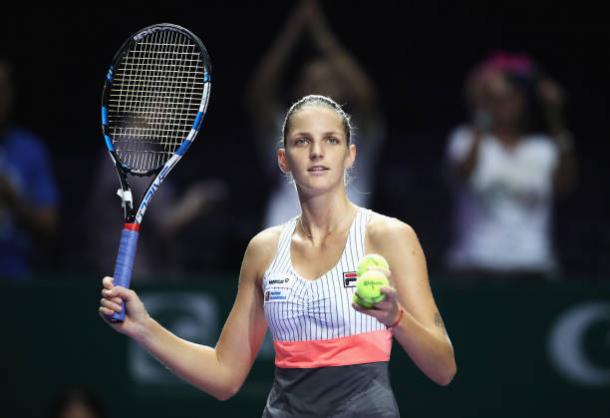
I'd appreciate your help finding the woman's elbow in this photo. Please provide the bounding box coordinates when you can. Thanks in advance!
[211,380,244,401]
[213,392,234,402]
[436,362,457,386]
[212,387,238,402]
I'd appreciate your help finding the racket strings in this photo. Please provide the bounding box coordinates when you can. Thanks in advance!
[108,28,205,173]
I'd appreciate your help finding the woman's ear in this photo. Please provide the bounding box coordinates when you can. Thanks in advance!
[345,143,356,170]
[278,148,290,173]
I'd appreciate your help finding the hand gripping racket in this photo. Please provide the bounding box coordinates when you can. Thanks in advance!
[101,23,211,321]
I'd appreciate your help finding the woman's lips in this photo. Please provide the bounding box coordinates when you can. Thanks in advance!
[308,165,329,172]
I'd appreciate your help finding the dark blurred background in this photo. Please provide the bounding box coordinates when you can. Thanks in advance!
[1,2,608,277]
[1,2,609,418]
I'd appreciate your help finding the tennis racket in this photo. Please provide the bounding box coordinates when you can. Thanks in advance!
[101,23,212,322]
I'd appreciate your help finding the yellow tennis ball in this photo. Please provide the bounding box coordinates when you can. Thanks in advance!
[354,269,389,308]
[356,254,389,278]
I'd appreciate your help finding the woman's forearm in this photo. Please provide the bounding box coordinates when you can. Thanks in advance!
[456,130,483,181]
[550,129,577,194]
[391,309,457,386]
[135,317,237,400]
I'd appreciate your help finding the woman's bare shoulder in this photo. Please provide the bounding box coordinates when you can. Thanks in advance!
[366,212,419,253]
[248,225,283,254]
[241,225,284,283]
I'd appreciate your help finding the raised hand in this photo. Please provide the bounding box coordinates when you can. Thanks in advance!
[99,276,151,341]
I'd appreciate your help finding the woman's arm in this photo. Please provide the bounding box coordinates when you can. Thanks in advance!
[305,0,377,112]
[99,229,278,400]
[537,77,578,195]
[451,70,500,182]
[244,0,312,138]
[360,215,457,386]
[452,128,483,182]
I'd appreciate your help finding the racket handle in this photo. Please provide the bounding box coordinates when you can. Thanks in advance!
[109,223,140,322]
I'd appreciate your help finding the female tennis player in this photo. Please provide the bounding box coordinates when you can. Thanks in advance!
[99,95,456,417]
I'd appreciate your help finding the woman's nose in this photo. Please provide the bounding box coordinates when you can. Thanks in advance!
[309,141,323,159]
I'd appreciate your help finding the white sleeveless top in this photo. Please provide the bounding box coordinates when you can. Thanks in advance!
[262,207,392,369]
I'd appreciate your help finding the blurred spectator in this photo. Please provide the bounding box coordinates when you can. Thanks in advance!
[48,387,106,418]
[0,58,59,280]
[445,51,577,279]
[246,0,386,227]
[85,150,227,280]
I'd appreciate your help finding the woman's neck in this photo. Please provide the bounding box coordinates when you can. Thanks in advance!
[297,189,357,242]
[493,126,522,148]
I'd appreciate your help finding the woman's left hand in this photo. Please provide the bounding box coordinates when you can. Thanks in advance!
[352,286,402,327]
[537,78,567,126]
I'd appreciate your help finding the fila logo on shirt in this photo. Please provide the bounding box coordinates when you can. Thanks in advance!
[343,271,357,287]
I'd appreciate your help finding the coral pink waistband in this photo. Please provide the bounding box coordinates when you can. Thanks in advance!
[274,330,392,368]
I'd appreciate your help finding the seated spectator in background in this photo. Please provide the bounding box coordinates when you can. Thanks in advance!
[445,51,577,279]
[48,387,106,418]
[246,0,386,228]
[0,58,58,280]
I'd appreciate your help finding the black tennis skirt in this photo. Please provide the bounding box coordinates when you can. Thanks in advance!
[261,362,400,417]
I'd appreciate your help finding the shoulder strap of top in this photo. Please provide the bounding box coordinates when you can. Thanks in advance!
[354,207,374,256]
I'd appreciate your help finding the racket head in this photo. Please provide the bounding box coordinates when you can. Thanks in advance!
[101,23,211,176]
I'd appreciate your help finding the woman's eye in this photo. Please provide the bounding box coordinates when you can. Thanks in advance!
[295,138,309,145]
[327,137,339,144]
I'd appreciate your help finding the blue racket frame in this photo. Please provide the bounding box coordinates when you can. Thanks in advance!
[100,23,211,322]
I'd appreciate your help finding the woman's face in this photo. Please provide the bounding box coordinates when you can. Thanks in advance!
[480,72,526,129]
[279,106,355,196]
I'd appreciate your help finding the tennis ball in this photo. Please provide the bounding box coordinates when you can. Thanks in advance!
[356,254,390,277]
[354,269,389,308]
